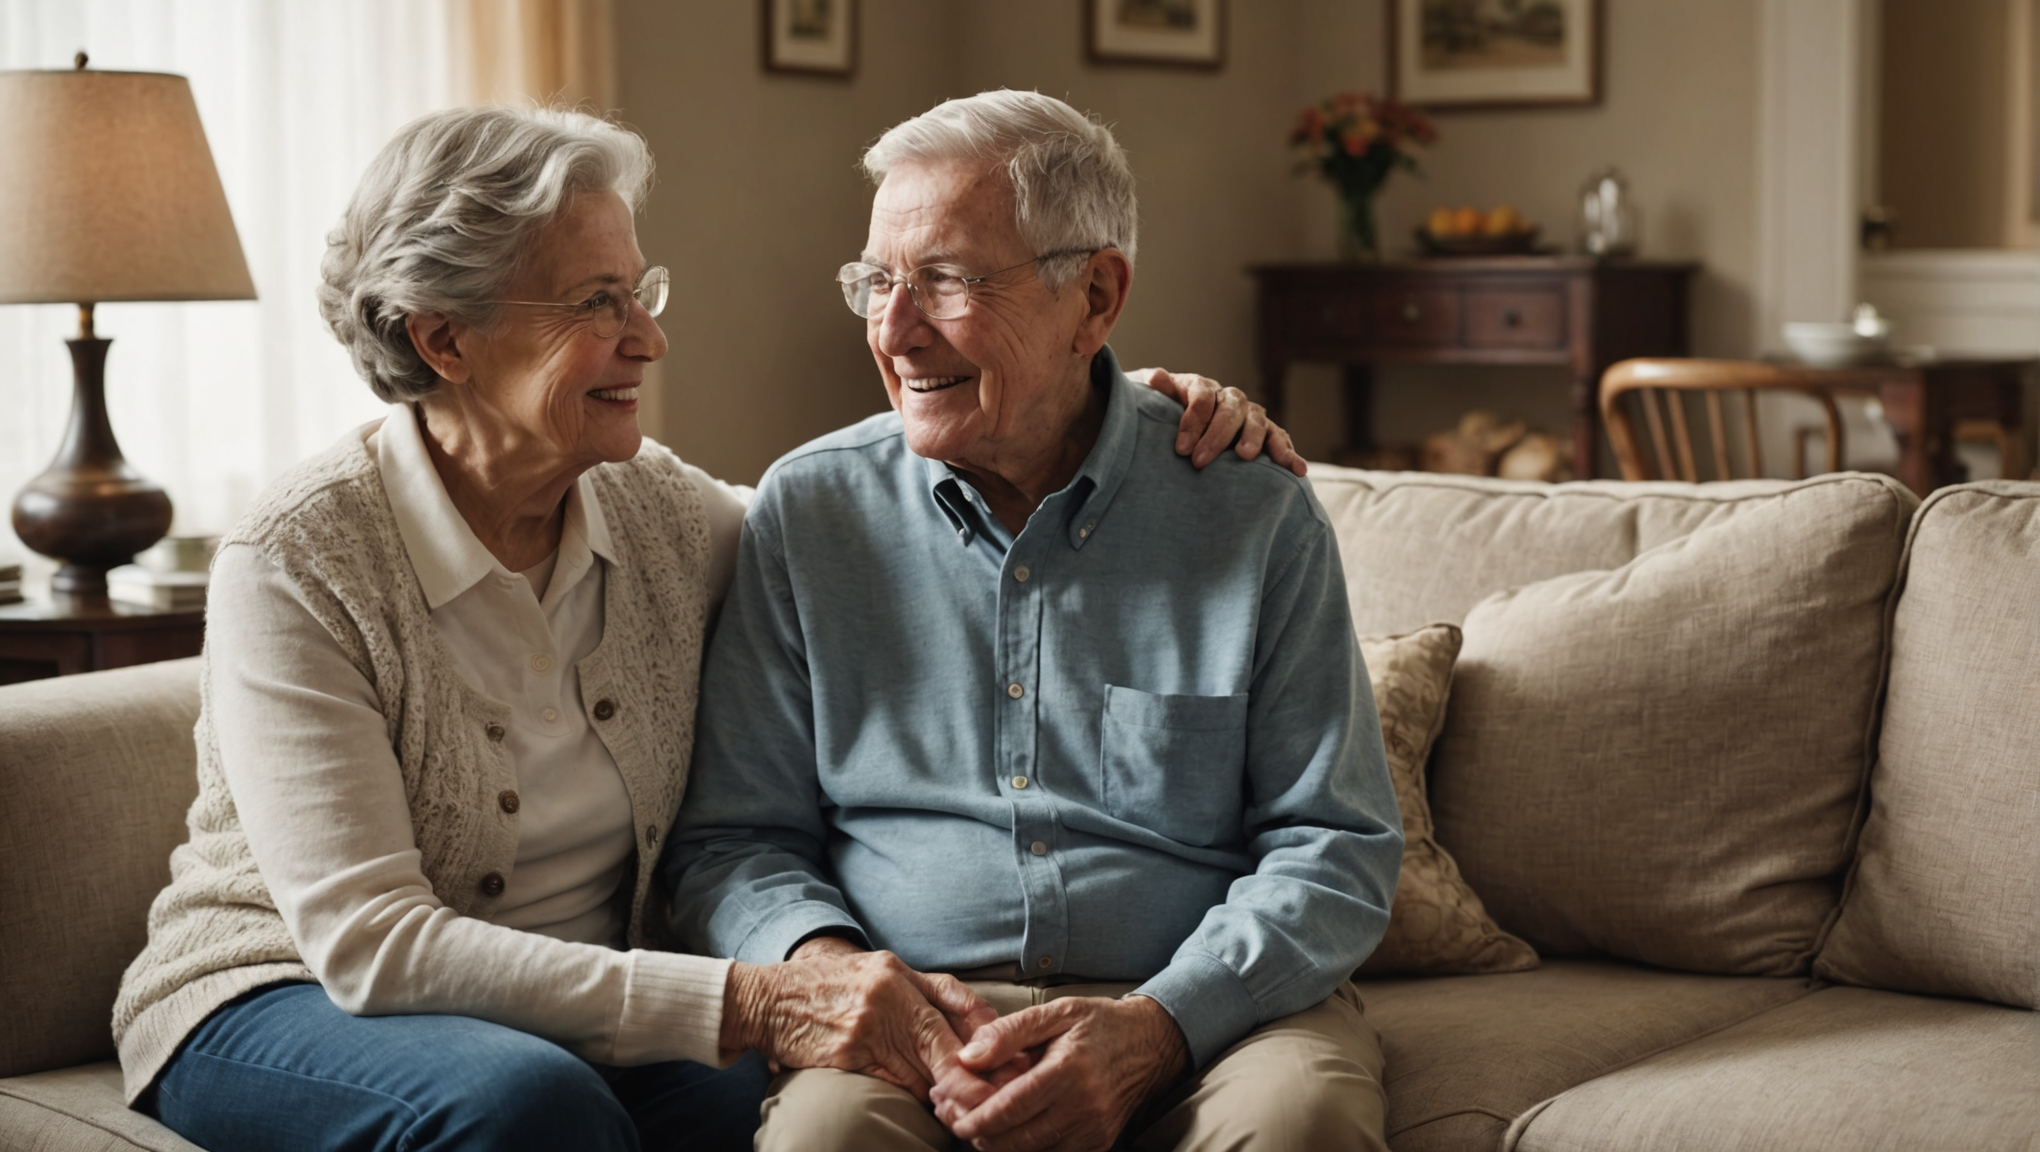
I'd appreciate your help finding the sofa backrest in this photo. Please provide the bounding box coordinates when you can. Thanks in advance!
[1816,480,2040,1009]
[0,658,202,1078]
[1309,468,1918,976]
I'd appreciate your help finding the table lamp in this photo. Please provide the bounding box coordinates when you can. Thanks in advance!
[0,55,255,596]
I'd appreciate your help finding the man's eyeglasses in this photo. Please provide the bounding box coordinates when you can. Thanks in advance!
[836,249,1099,320]
[489,265,670,338]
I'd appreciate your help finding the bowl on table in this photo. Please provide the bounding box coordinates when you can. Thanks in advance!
[1782,321,1891,367]
[1414,227,1541,256]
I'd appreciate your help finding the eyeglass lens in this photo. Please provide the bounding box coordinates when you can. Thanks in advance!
[838,266,971,321]
[596,267,670,337]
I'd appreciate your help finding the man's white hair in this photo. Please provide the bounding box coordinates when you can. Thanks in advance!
[861,89,1137,289]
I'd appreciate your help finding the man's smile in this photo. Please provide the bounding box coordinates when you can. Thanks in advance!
[903,374,972,394]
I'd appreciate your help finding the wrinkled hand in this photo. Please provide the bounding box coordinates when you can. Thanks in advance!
[1129,366,1307,477]
[930,994,1189,1152]
[721,936,997,1102]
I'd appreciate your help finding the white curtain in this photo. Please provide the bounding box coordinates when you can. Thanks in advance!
[0,2,462,585]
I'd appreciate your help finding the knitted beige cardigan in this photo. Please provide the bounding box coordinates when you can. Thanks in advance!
[112,427,712,1101]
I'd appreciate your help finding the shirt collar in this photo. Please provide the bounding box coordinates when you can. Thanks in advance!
[375,403,617,610]
[919,345,1139,551]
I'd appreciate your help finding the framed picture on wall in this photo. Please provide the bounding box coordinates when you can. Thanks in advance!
[1390,0,1601,109]
[762,0,858,77]
[1086,0,1226,69]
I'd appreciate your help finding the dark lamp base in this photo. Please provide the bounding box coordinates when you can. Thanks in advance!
[8,327,174,597]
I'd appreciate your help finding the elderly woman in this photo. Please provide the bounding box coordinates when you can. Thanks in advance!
[110,105,1294,1152]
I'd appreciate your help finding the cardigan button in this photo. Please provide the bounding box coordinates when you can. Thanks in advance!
[479,871,505,897]
[646,824,660,846]
[485,723,506,743]
[593,698,616,721]
[498,790,520,814]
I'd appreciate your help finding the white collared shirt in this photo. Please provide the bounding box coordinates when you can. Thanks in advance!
[373,404,633,945]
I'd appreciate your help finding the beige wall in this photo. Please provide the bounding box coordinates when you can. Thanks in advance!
[613,0,962,485]
[615,0,1763,478]
[1878,0,2014,250]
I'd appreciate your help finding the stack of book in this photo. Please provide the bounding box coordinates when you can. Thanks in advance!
[0,562,20,605]
[107,536,217,611]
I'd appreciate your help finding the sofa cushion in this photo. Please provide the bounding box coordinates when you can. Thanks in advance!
[1508,987,2040,1152]
[0,661,203,1079]
[1306,468,1898,637]
[0,1063,201,1151]
[1356,626,1536,977]
[1817,481,2040,1009]
[1428,476,1913,976]
[1355,958,1816,1152]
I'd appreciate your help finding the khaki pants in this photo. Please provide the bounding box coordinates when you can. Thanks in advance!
[755,980,1387,1152]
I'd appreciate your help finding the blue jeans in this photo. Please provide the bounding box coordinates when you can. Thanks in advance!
[145,982,771,1152]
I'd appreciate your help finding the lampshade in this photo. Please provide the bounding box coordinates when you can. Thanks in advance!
[0,68,255,304]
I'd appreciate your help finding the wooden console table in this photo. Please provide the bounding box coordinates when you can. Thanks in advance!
[1250,257,1700,477]
[0,595,204,685]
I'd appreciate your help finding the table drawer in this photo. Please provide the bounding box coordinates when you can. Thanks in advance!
[1283,287,1372,344]
[1465,287,1566,349]
[1371,287,1461,347]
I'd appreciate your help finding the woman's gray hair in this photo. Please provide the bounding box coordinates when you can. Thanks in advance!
[318,105,654,403]
[861,90,1136,289]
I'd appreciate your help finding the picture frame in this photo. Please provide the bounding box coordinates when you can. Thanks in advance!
[1389,0,1601,110]
[1086,0,1226,70]
[762,0,858,78]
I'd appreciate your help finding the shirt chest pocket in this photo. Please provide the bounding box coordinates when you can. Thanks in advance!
[1098,685,1251,847]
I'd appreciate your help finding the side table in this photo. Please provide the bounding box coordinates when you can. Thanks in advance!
[0,595,204,685]
[1251,257,1700,477]
[1788,357,2033,496]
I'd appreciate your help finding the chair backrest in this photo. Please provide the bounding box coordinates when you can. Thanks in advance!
[1602,358,1844,482]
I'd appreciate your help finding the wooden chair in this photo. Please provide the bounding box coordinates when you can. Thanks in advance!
[1601,358,1844,482]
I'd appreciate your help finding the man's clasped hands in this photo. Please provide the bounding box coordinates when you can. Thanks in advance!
[723,935,1190,1152]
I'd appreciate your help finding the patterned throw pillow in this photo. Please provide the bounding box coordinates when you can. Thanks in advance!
[1355,624,1539,977]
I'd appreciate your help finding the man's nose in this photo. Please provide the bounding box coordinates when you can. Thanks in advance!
[874,280,932,356]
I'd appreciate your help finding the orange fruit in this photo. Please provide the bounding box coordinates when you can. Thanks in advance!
[1426,206,1459,237]
[1451,206,1484,236]
[1483,205,1526,236]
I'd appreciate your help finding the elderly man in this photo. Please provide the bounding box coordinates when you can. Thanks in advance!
[665,90,1402,1152]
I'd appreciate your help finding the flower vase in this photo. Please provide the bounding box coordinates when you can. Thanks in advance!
[1337,190,1381,261]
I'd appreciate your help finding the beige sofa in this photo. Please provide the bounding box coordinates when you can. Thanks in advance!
[3,471,2035,1151]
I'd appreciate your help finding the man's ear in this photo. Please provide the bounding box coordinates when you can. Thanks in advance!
[406,311,472,386]
[1069,249,1133,358]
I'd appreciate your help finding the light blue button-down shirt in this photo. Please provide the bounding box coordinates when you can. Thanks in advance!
[664,348,1402,1066]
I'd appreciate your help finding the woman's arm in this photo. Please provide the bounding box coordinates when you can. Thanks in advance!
[205,544,730,1067]
[1131,367,1307,476]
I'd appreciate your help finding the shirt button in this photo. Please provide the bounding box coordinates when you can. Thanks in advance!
[1080,522,1094,538]
[1011,776,1029,789]
[1013,565,1030,582]
[541,707,559,723]
[531,654,552,673]
[593,698,616,721]
[485,723,505,742]
[1037,956,1052,969]
[1007,682,1024,699]
[1030,840,1047,856]
[479,871,505,897]
[498,790,520,814]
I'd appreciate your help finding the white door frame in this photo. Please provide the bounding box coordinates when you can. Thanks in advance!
[1753,0,1875,354]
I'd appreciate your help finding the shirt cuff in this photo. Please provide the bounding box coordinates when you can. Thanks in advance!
[611,950,732,1067]
[733,900,870,964]
[1132,950,1261,1069]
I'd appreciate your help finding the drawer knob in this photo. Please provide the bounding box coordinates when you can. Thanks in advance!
[1503,309,1523,328]
[1401,300,1421,325]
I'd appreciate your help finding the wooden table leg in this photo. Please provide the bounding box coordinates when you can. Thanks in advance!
[1340,363,1375,457]
[1571,368,1600,480]
[1878,372,1955,497]
[1992,363,2028,480]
